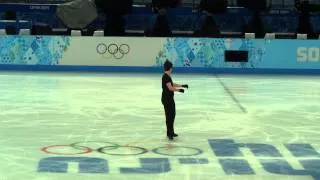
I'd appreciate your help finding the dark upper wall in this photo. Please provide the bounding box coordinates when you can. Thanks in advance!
[0,0,319,8]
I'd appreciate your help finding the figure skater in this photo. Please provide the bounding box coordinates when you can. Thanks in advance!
[162,60,188,140]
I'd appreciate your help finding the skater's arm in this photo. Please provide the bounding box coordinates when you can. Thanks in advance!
[173,83,182,88]
[173,83,188,88]
[166,83,179,92]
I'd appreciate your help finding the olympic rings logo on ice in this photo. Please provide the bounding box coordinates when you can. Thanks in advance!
[96,43,130,59]
[41,141,203,156]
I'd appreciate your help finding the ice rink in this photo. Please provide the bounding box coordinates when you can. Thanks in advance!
[0,72,319,180]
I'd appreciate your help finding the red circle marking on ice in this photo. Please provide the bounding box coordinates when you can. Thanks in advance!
[41,145,93,155]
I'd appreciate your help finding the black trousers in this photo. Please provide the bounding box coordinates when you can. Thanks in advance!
[162,99,176,137]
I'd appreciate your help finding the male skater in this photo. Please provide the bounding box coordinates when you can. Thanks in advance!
[162,60,188,140]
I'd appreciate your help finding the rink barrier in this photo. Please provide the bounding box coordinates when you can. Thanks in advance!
[0,36,319,75]
[1,65,320,75]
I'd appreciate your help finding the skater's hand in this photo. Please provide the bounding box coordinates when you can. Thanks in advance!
[178,89,184,93]
[182,84,188,89]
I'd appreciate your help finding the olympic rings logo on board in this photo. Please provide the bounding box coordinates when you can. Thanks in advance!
[41,141,203,156]
[96,43,130,59]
